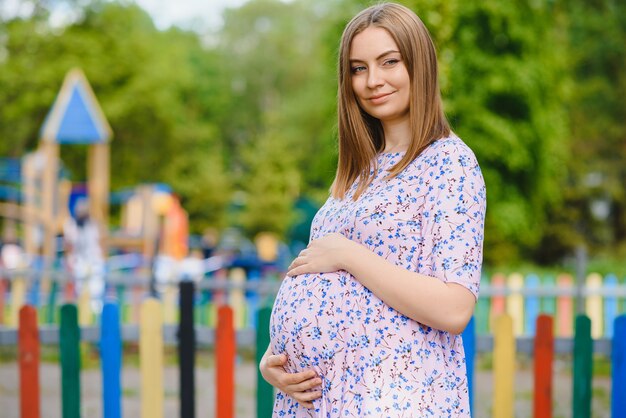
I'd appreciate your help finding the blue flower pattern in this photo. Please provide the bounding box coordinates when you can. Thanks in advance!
[270,136,486,417]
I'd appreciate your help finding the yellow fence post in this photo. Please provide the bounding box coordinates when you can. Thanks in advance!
[9,277,26,327]
[230,268,246,329]
[78,287,92,326]
[493,314,515,418]
[507,273,524,336]
[140,298,163,418]
[585,273,603,339]
[163,285,177,325]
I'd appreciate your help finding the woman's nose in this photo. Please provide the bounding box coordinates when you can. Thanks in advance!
[366,67,384,88]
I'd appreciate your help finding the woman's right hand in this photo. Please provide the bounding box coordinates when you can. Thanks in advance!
[259,346,323,409]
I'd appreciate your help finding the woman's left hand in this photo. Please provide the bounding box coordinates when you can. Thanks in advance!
[287,233,356,276]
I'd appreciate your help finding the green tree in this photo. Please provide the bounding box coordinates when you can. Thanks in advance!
[443,0,569,265]
[239,118,300,237]
[562,0,626,255]
[0,1,232,231]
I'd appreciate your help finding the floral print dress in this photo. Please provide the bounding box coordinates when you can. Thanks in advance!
[270,135,486,417]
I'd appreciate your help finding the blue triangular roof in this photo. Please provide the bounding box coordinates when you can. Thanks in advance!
[40,68,112,144]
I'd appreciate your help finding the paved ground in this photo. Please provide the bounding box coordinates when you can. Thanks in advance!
[0,354,612,417]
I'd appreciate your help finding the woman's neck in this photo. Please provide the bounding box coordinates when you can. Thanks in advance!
[381,120,411,153]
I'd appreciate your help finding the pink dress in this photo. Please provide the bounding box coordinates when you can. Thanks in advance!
[270,135,486,417]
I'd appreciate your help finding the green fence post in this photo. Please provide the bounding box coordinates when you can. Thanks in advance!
[475,275,490,335]
[60,304,81,418]
[573,314,592,418]
[46,281,58,324]
[542,275,556,316]
[256,307,274,417]
[116,284,127,323]
[200,289,211,326]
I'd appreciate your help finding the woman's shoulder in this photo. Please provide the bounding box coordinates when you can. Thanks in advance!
[426,133,477,159]
[416,133,480,170]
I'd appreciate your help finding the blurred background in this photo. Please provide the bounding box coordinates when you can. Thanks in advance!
[0,0,624,272]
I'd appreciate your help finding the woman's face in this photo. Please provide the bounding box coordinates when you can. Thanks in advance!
[349,26,410,126]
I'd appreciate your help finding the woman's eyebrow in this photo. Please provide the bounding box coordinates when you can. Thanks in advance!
[349,50,401,63]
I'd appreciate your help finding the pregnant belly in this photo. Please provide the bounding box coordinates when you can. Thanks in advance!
[269,271,375,376]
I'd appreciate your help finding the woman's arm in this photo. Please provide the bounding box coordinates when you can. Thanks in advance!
[287,233,476,335]
[259,345,322,408]
[289,142,485,334]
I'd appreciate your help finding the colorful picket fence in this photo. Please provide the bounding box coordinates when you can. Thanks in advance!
[7,297,626,416]
[476,272,626,338]
[460,312,626,418]
[3,271,625,338]
[2,270,625,339]
[2,270,626,417]
[9,286,276,418]
[0,266,282,331]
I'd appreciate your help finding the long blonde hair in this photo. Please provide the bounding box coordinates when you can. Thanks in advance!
[331,2,450,200]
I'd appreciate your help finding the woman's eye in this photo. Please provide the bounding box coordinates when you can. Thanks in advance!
[384,59,399,66]
[351,66,366,74]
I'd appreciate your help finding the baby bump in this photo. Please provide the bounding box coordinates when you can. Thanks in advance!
[269,271,373,375]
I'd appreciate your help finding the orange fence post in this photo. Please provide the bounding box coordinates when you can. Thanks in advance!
[19,305,40,418]
[216,305,235,418]
[534,314,554,418]
[214,268,228,307]
[556,274,573,337]
[64,281,75,303]
[490,274,506,332]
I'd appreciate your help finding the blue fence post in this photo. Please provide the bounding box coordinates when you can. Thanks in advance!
[101,302,122,418]
[525,274,540,335]
[604,275,617,338]
[462,316,475,416]
[246,267,261,328]
[612,315,626,416]
[27,277,40,307]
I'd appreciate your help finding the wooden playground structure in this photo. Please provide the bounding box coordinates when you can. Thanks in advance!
[1,68,189,269]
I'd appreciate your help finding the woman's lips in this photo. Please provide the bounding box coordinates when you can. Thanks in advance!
[369,92,394,105]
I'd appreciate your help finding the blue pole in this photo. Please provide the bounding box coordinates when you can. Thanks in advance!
[604,275,617,338]
[101,302,122,418]
[525,274,540,335]
[246,268,261,328]
[462,316,475,416]
[612,315,626,416]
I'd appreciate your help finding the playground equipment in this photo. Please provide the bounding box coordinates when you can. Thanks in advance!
[21,68,112,263]
[0,158,23,220]
[1,68,190,270]
[0,158,28,268]
[109,183,189,266]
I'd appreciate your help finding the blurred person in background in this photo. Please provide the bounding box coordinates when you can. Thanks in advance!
[64,199,105,312]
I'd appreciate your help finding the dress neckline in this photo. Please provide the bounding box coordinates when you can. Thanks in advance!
[377,151,406,157]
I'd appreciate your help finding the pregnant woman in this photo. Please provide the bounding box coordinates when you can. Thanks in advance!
[260,3,486,417]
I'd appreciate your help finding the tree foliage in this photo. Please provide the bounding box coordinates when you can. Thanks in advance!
[0,0,623,265]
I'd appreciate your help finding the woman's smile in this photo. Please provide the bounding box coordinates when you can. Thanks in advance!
[369,91,395,105]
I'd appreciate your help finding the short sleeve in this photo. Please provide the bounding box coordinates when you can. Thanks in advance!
[417,139,486,299]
